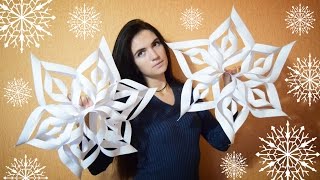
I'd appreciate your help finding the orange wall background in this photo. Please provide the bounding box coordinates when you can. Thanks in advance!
[0,0,319,179]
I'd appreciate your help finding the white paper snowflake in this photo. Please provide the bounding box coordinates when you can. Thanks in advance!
[3,154,48,179]
[180,6,203,31]
[220,151,248,179]
[285,54,320,107]
[168,7,295,143]
[285,4,316,36]
[67,3,102,40]
[16,37,156,178]
[3,78,32,107]
[0,0,55,53]
[256,121,320,179]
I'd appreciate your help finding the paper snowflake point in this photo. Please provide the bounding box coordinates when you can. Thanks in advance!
[17,37,156,177]
[169,7,295,143]
[256,121,319,179]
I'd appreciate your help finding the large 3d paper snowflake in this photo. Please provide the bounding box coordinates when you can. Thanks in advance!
[285,4,316,36]
[180,6,203,31]
[168,7,295,143]
[3,154,48,179]
[220,151,248,179]
[67,4,102,40]
[16,37,156,177]
[3,78,32,107]
[0,0,55,53]
[256,121,320,179]
[285,54,320,107]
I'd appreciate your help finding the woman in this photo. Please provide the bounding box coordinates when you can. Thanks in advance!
[86,19,236,180]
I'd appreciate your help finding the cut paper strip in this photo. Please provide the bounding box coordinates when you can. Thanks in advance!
[16,37,156,178]
[168,7,295,143]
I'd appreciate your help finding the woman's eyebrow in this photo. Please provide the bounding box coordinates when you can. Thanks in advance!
[134,38,160,56]
[152,38,160,43]
[134,47,145,56]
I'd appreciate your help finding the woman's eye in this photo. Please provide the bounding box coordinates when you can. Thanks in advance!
[154,41,161,46]
[137,51,145,57]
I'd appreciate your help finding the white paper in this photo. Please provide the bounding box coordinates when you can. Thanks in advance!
[168,7,295,143]
[16,37,156,178]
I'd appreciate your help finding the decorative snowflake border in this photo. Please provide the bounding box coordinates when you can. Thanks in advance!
[3,154,48,179]
[256,121,320,179]
[3,78,32,107]
[285,54,320,107]
[0,0,55,53]
[67,3,102,40]
[285,4,316,36]
[180,6,203,31]
[221,151,248,179]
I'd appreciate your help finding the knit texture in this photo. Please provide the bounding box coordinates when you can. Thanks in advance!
[87,83,231,180]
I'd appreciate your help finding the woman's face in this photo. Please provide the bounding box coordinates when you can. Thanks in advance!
[131,30,168,79]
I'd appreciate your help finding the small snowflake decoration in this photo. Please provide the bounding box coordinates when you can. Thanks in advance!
[285,4,316,36]
[180,6,203,31]
[3,154,48,180]
[3,78,32,107]
[220,151,248,179]
[285,54,320,107]
[256,121,320,179]
[67,4,102,40]
[0,0,56,53]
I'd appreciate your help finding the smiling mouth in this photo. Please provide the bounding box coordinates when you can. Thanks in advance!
[153,60,164,68]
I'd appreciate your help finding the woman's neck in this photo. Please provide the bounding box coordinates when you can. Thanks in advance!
[145,75,167,90]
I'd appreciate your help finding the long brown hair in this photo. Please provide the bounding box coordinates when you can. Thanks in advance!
[112,19,178,179]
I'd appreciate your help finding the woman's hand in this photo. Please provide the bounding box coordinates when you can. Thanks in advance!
[222,67,240,87]
[67,94,93,108]
[67,94,93,126]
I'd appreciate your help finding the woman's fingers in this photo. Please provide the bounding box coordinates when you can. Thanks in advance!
[67,94,93,108]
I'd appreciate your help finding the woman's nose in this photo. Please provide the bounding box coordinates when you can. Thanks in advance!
[149,48,160,60]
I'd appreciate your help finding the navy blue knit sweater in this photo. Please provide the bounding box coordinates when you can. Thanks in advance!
[87,83,231,179]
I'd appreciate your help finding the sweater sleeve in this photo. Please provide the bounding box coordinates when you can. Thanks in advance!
[198,110,238,151]
[84,144,114,175]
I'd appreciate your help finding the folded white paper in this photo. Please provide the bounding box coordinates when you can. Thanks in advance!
[16,37,156,178]
[168,7,295,143]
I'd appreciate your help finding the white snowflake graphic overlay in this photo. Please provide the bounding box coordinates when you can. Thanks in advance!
[0,0,55,53]
[3,154,48,179]
[220,151,248,179]
[285,54,320,107]
[256,121,320,179]
[285,4,316,36]
[67,4,102,40]
[3,78,32,107]
[180,6,203,31]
